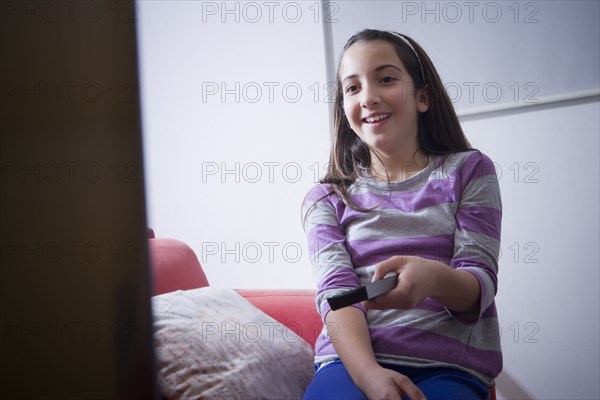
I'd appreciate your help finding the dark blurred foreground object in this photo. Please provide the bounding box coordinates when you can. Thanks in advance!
[1,1,157,398]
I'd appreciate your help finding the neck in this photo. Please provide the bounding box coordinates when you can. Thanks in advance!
[369,148,430,182]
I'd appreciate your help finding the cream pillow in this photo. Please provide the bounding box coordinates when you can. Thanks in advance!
[152,287,315,399]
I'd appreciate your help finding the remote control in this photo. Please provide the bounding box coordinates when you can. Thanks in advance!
[327,273,399,311]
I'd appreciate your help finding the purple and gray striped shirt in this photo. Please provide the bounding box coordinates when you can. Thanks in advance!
[302,150,502,386]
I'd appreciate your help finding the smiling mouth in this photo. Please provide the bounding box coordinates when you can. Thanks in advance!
[362,114,390,124]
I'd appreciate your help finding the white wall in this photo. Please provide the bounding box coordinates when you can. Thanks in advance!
[327,0,600,112]
[463,100,600,400]
[137,1,600,398]
[137,1,330,289]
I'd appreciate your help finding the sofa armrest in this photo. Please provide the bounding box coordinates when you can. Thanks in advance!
[236,289,322,348]
[149,238,209,295]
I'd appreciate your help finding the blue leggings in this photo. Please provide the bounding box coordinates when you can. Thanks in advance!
[302,360,489,400]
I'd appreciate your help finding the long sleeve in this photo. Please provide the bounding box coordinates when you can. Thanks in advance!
[302,184,367,322]
[450,151,502,323]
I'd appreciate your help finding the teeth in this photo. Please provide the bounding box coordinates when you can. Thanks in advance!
[365,114,389,123]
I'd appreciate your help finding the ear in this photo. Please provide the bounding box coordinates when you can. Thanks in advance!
[417,85,430,113]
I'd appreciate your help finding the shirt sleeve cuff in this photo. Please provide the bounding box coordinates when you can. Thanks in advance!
[320,300,368,323]
[446,267,495,324]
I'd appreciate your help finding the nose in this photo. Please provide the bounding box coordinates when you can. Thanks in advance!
[360,84,380,108]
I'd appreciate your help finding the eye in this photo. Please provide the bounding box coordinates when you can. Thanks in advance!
[380,76,397,83]
[344,84,358,94]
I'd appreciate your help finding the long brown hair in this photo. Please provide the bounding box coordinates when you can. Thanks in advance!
[320,29,471,211]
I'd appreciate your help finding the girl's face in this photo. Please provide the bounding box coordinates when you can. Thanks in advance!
[339,40,429,158]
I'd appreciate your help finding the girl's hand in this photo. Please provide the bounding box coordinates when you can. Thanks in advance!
[356,365,426,400]
[364,255,481,313]
[363,255,443,310]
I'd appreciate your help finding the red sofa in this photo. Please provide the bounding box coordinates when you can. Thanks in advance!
[148,231,496,400]
[148,230,323,347]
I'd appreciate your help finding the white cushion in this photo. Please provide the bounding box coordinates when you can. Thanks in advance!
[152,287,315,399]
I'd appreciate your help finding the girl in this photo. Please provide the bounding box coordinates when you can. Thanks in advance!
[302,29,502,400]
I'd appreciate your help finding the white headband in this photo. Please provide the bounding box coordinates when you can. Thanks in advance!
[389,32,425,83]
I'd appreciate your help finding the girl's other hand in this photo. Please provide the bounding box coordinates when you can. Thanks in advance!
[356,365,426,400]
